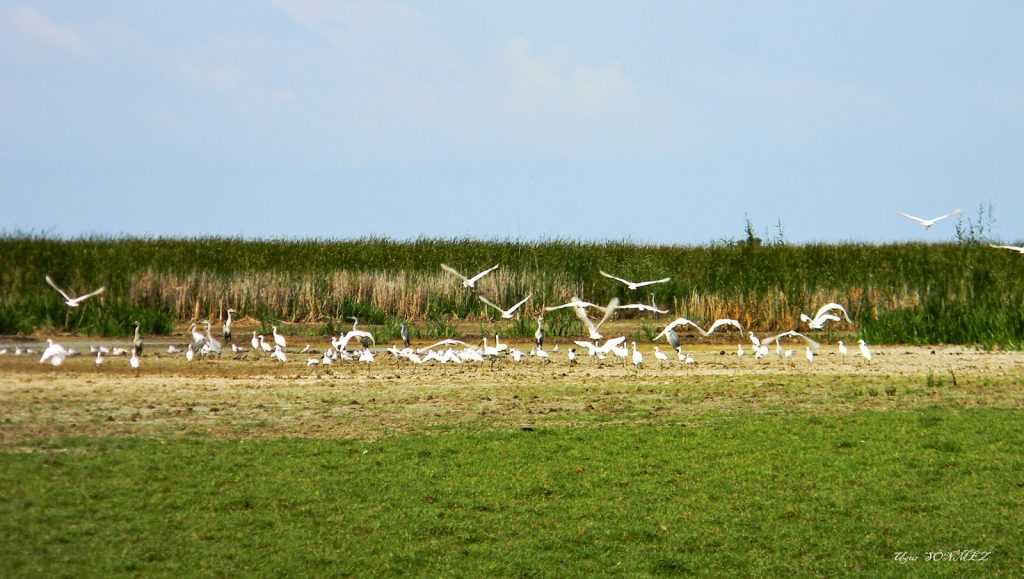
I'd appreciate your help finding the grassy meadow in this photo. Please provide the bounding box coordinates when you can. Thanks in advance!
[2,409,1021,577]
[2,235,1024,345]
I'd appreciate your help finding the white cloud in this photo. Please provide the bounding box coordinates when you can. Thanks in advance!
[4,4,82,54]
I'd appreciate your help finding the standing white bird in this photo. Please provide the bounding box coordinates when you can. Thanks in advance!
[737,344,744,357]
[129,347,140,370]
[271,345,288,363]
[186,343,195,362]
[440,264,500,288]
[599,271,671,290]
[631,341,643,369]
[898,209,961,230]
[95,350,104,366]
[858,339,872,361]
[654,346,669,367]
[45,275,106,308]
[258,335,273,353]
[567,348,577,367]
[190,324,206,348]
[250,331,259,351]
[838,341,848,358]
[272,326,287,349]
[478,294,532,319]
[990,244,1024,254]
[805,347,814,365]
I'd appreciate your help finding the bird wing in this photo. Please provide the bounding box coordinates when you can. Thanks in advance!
[421,338,468,351]
[764,330,820,349]
[595,298,619,329]
[573,340,598,354]
[814,302,852,323]
[934,209,961,222]
[506,294,532,314]
[467,264,500,284]
[897,212,927,225]
[599,336,627,352]
[631,277,671,288]
[45,275,74,302]
[617,304,670,314]
[545,301,577,311]
[75,286,106,303]
[599,270,634,286]
[654,318,700,341]
[440,263,468,282]
[347,330,375,344]
[706,318,742,335]
[989,244,1024,252]
[573,306,601,339]
[477,295,505,314]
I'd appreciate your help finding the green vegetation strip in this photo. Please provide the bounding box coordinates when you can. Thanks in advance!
[2,409,1021,576]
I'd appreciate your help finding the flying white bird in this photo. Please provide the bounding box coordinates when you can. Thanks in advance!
[573,336,627,357]
[615,303,670,314]
[990,244,1024,254]
[763,330,820,350]
[45,275,106,308]
[333,330,376,351]
[800,303,853,329]
[898,209,961,230]
[599,271,671,290]
[440,263,500,288]
[573,298,619,340]
[654,318,743,341]
[417,339,470,353]
[545,297,608,312]
[478,294,532,319]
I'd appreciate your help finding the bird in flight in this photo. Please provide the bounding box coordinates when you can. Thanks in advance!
[441,264,500,288]
[990,244,1024,254]
[800,303,852,329]
[897,209,961,230]
[45,275,106,307]
[599,270,671,290]
[653,318,743,341]
[479,294,531,319]
[615,303,670,314]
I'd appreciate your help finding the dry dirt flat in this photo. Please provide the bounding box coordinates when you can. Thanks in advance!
[2,341,1023,443]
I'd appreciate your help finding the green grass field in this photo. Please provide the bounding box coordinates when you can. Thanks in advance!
[3,409,1021,577]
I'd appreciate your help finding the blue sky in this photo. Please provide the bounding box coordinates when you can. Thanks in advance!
[2,1,1021,242]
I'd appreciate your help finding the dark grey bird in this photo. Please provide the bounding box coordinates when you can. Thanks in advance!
[222,308,236,343]
[534,315,545,349]
[131,321,144,356]
[400,322,410,348]
[664,326,680,353]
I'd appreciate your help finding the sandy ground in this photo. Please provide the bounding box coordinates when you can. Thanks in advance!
[2,337,1023,443]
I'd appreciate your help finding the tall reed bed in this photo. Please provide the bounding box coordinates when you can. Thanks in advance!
[1,235,1022,344]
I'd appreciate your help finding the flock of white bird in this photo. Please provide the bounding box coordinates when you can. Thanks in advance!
[12,209,1019,372]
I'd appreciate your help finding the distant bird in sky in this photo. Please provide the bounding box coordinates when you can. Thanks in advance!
[479,294,532,319]
[45,275,106,307]
[599,270,671,290]
[990,244,1024,254]
[441,264,500,288]
[897,209,961,230]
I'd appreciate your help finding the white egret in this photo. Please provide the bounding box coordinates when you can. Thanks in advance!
[186,343,195,362]
[568,348,577,367]
[654,346,669,367]
[858,339,873,361]
[763,330,820,350]
[838,341,848,358]
[478,294,532,319]
[258,335,273,353]
[800,303,852,329]
[272,326,287,349]
[573,336,627,357]
[898,209,961,230]
[250,331,259,351]
[39,339,68,367]
[417,339,469,353]
[615,303,669,314]
[990,244,1024,254]
[129,347,140,370]
[272,345,288,363]
[805,347,814,365]
[631,341,643,369]
[440,263,500,288]
[573,298,619,340]
[95,350,104,366]
[599,271,671,290]
[45,275,106,308]
[545,297,607,312]
[654,318,742,341]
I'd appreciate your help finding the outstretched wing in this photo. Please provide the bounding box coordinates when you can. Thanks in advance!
[573,340,598,354]
[595,298,619,329]
[814,302,852,323]
[599,336,627,352]
[420,338,468,351]
[599,270,634,286]
[990,244,1024,253]
[618,303,669,314]
[45,275,74,302]
[706,318,742,335]
[506,294,532,315]
[478,295,505,314]
[467,264,500,284]
[897,212,927,225]
[631,277,671,288]
[764,330,819,350]
[75,286,106,303]
[654,318,701,341]
[933,209,961,222]
[440,264,468,282]
[573,306,601,340]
